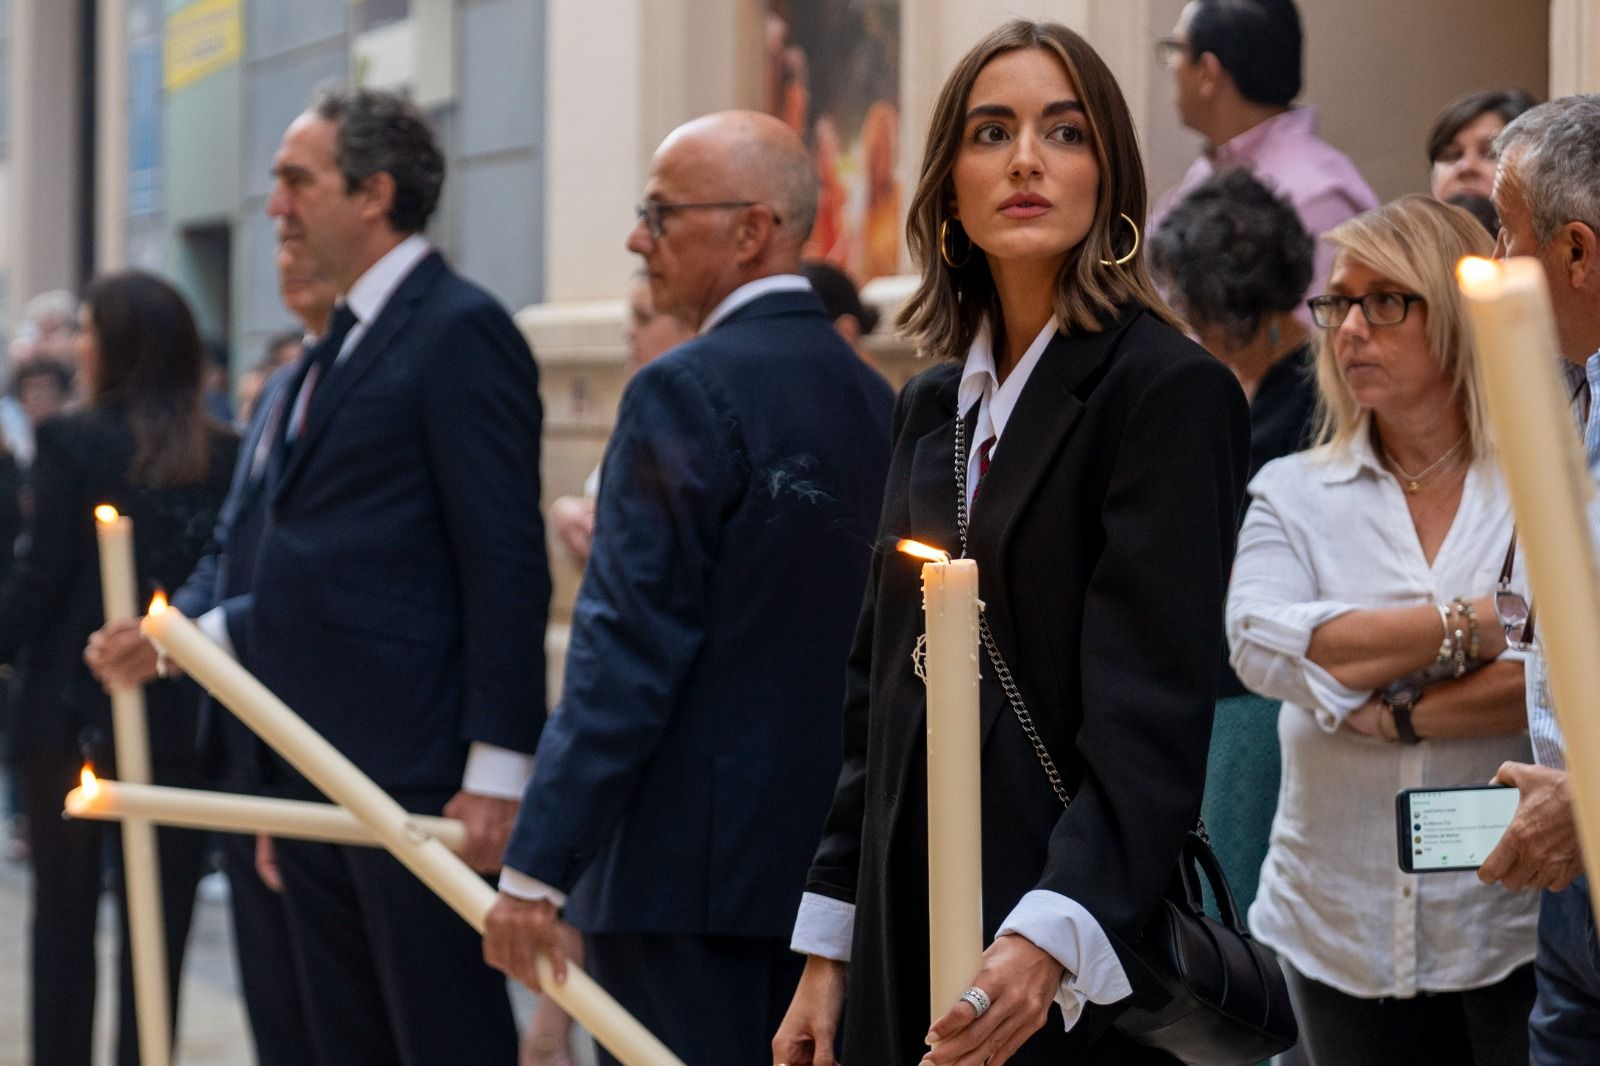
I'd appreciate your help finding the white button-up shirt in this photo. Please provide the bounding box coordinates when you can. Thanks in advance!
[1227,428,1538,997]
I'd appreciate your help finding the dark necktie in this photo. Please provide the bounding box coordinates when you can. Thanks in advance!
[286,302,359,446]
[304,303,359,402]
[971,435,997,505]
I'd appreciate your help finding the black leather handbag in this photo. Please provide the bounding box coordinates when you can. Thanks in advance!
[1108,827,1298,1065]
[949,416,1299,1066]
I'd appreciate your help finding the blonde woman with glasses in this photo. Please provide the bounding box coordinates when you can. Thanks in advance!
[1226,195,1539,1065]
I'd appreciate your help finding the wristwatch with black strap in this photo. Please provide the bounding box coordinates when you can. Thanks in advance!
[1381,682,1423,745]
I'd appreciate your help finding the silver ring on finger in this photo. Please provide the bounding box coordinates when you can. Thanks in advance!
[961,986,991,1017]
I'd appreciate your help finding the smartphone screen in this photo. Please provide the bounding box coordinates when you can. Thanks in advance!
[1396,785,1520,873]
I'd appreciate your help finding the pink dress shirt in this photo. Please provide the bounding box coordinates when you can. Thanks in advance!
[1152,107,1380,317]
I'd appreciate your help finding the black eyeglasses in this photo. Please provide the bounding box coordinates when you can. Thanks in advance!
[634,199,782,239]
[1155,37,1189,65]
[1306,292,1426,328]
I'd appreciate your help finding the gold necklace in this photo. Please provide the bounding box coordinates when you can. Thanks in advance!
[1384,432,1469,494]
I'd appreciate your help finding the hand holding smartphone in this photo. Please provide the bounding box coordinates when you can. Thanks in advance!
[1396,785,1521,873]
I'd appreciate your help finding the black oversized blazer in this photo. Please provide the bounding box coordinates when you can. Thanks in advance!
[806,303,1251,1061]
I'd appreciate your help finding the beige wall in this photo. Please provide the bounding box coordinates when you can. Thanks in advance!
[1550,0,1600,96]
[543,0,766,303]
[5,0,84,311]
[1142,0,1551,210]
[528,0,1587,646]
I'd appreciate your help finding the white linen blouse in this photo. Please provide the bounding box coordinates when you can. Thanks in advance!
[1226,427,1538,999]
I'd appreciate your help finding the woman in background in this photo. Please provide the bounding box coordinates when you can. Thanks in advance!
[0,271,237,1066]
[1228,197,1538,1065]
[1426,88,1536,233]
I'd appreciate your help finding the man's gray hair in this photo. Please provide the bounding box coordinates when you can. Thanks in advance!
[1495,93,1600,245]
[312,86,445,234]
[23,289,78,327]
[726,132,819,248]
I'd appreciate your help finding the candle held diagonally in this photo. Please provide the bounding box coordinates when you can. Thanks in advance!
[140,597,684,1066]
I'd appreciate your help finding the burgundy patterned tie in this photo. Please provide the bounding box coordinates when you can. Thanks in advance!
[972,435,997,505]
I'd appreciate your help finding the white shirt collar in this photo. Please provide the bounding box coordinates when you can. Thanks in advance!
[700,274,811,334]
[1314,415,1380,484]
[344,233,433,330]
[957,316,1058,449]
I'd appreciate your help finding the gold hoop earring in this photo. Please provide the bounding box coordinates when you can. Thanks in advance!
[1097,213,1141,267]
[939,219,972,269]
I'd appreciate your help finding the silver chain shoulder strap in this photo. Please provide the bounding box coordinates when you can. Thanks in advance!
[952,410,1209,838]
[953,412,1070,808]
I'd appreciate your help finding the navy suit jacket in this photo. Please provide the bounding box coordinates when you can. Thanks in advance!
[175,366,294,781]
[234,251,550,794]
[503,288,895,939]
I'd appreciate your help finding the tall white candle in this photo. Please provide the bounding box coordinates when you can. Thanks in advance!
[141,598,683,1066]
[94,506,170,1066]
[65,774,468,852]
[1459,256,1600,918]
[900,539,984,1025]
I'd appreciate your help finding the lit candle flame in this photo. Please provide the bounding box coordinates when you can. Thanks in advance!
[1457,255,1502,295]
[80,766,100,799]
[94,504,121,525]
[897,538,951,564]
[147,590,168,616]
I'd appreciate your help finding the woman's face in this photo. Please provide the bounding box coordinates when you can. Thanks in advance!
[950,47,1100,276]
[74,304,99,393]
[1325,255,1449,418]
[1431,110,1505,202]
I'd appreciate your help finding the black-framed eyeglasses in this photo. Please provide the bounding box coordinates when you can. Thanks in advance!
[1306,292,1426,328]
[634,199,782,239]
[1155,37,1188,65]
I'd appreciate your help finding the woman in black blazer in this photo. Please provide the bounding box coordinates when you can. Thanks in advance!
[774,20,1250,1066]
[0,271,237,1066]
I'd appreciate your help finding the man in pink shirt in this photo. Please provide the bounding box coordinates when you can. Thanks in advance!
[1152,0,1378,306]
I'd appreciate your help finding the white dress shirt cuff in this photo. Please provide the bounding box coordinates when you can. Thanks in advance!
[1300,659,1375,731]
[1230,599,1355,661]
[462,742,535,800]
[497,867,568,908]
[791,891,854,962]
[997,889,1133,1032]
[196,606,236,658]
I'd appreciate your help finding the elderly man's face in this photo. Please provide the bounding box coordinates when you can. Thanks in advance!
[625,133,749,331]
[1493,155,1592,363]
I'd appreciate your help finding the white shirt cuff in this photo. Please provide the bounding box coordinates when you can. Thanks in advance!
[791,891,854,961]
[997,889,1133,1032]
[462,741,535,800]
[196,606,236,658]
[497,867,568,908]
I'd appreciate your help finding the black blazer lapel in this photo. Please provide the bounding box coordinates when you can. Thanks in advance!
[966,308,1145,742]
[274,253,445,505]
[905,375,965,559]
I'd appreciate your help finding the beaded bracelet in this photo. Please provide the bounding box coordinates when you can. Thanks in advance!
[1434,603,1455,667]
[1453,597,1480,663]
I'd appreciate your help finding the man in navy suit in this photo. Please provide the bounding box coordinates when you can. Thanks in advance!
[483,110,894,1065]
[210,87,548,1064]
[86,243,335,1065]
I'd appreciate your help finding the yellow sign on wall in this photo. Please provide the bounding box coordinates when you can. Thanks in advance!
[164,0,242,92]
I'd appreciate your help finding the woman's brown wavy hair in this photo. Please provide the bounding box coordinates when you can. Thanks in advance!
[896,19,1179,360]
